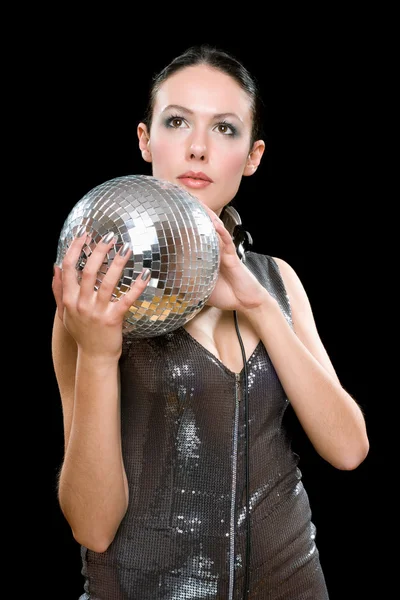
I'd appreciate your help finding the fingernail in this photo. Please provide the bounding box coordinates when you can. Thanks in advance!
[141,268,151,281]
[102,231,115,244]
[120,242,131,257]
[76,225,87,237]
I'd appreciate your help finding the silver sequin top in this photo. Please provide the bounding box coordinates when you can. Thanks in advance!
[79,253,329,599]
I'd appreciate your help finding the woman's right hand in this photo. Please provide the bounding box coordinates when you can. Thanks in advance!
[52,228,151,359]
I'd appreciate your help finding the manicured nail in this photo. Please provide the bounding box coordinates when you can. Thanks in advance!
[76,225,87,238]
[120,242,131,257]
[141,268,151,281]
[102,231,115,244]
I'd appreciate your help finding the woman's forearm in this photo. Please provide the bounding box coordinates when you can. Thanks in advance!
[243,298,369,470]
[58,351,128,552]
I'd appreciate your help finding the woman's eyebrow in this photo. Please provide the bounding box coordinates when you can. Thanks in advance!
[161,104,193,115]
[213,112,243,124]
[161,104,243,123]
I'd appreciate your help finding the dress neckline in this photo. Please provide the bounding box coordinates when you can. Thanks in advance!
[179,326,262,378]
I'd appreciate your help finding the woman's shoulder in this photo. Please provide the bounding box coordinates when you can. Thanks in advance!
[269,256,306,294]
[264,256,314,321]
[244,251,290,279]
[269,255,296,278]
[245,252,310,315]
[244,252,293,318]
[246,252,302,286]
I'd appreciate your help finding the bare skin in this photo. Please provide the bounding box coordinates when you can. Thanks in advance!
[52,64,369,553]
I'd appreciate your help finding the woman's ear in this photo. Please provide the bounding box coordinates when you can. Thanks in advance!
[137,122,152,163]
[243,139,265,176]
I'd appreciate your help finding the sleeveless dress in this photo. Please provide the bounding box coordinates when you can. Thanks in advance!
[78,253,329,599]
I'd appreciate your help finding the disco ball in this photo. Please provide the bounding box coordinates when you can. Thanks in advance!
[55,174,220,337]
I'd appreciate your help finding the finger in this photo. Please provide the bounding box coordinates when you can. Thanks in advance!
[213,216,231,240]
[115,267,152,311]
[212,223,240,267]
[196,201,229,243]
[95,241,134,305]
[78,231,117,298]
[52,264,64,320]
[61,226,91,292]
[196,198,217,223]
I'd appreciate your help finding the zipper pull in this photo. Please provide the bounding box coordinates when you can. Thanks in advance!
[235,372,241,401]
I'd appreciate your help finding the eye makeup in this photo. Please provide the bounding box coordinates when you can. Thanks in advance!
[164,114,239,137]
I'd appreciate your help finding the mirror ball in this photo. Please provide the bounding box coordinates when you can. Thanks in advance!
[55,174,220,337]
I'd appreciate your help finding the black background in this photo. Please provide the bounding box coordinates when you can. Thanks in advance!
[28,15,392,600]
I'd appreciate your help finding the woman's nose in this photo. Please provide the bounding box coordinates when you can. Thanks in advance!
[186,135,208,162]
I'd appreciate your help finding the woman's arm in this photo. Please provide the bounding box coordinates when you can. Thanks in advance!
[52,311,129,553]
[191,214,369,470]
[241,257,369,470]
[51,230,151,552]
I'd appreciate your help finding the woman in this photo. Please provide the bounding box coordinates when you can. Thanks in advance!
[52,44,369,599]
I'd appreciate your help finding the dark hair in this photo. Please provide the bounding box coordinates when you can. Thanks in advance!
[142,44,264,147]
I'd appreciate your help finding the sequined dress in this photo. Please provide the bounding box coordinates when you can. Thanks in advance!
[79,253,329,599]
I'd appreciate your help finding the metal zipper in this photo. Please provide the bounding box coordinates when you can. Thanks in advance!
[228,372,241,599]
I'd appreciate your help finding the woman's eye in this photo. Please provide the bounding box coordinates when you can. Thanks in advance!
[168,117,185,128]
[215,123,235,135]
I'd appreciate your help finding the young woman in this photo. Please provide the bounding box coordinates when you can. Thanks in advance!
[52,44,369,599]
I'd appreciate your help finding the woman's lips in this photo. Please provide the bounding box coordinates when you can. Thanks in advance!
[178,177,212,189]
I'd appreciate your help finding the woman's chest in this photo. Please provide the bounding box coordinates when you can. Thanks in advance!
[183,307,260,374]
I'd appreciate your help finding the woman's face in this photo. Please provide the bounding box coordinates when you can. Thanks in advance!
[138,64,264,214]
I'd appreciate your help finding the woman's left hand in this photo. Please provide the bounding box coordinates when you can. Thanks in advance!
[199,203,270,311]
